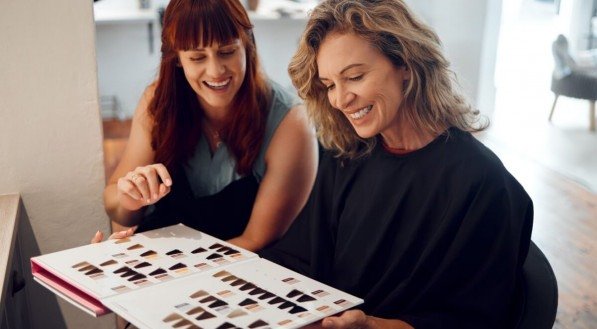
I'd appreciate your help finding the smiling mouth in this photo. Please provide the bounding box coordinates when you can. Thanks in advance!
[203,78,231,90]
[349,105,372,119]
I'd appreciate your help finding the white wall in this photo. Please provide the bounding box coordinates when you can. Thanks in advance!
[95,0,502,117]
[0,0,112,328]
[558,0,595,51]
[407,0,502,116]
[94,0,310,118]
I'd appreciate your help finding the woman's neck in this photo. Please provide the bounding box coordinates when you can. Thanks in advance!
[380,120,441,152]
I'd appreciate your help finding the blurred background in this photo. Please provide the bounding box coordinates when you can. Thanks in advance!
[0,0,594,328]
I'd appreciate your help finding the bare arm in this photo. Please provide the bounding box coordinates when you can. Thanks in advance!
[103,86,171,227]
[227,105,318,251]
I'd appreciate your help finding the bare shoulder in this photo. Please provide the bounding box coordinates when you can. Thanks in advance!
[265,103,317,161]
[280,104,312,133]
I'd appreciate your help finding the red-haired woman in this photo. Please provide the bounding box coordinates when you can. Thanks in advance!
[100,0,318,252]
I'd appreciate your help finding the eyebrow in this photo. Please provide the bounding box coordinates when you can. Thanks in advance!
[319,63,365,81]
[191,41,238,51]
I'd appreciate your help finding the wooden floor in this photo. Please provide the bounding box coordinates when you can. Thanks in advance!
[102,119,596,328]
[480,136,597,329]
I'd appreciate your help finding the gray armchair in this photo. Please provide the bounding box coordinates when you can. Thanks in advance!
[549,34,597,131]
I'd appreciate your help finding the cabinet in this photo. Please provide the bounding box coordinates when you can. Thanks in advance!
[0,195,30,329]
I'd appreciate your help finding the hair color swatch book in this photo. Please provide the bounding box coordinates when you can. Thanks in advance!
[30,224,363,328]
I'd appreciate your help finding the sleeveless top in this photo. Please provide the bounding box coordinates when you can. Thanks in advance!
[137,82,300,239]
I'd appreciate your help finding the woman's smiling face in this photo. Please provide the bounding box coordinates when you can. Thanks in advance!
[178,38,247,114]
[317,32,410,139]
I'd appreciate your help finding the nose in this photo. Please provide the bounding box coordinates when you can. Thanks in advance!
[330,84,355,110]
[206,57,226,78]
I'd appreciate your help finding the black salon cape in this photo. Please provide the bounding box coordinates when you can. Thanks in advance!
[261,128,533,329]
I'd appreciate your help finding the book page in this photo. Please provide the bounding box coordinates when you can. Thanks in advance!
[104,258,363,329]
[31,224,257,301]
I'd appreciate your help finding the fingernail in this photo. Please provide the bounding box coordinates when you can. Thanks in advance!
[165,179,172,186]
[153,193,158,199]
[146,199,151,203]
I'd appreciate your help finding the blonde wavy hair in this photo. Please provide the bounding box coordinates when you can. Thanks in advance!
[289,0,487,158]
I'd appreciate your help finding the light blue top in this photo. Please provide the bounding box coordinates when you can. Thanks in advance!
[184,82,300,198]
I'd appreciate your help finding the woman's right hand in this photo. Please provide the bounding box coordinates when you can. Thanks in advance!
[117,163,173,211]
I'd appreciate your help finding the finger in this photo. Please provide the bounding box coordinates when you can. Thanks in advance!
[111,229,131,240]
[322,311,364,329]
[141,167,160,202]
[90,230,103,244]
[158,183,171,198]
[153,163,172,187]
[128,171,150,203]
[117,178,142,201]
[322,316,343,328]
[125,226,137,237]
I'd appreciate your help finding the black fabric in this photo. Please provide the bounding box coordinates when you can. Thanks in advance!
[136,168,259,240]
[516,241,558,329]
[261,128,533,329]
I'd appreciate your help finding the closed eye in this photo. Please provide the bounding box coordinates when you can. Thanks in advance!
[349,75,363,81]
[219,49,236,57]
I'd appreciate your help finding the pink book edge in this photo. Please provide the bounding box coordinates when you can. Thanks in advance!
[30,258,111,316]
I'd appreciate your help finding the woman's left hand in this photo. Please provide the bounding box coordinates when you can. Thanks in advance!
[321,310,371,329]
[302,310,370,329]
[304,310,414,329]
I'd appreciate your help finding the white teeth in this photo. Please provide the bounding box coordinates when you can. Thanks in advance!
[349,105,372,119]
[205,78,231,88]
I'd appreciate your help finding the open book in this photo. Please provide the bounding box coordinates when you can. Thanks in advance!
[31,224,363,329]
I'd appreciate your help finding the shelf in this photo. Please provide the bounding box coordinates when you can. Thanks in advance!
[94,8,156,25]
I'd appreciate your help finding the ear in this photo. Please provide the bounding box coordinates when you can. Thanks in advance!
[401,65,410,81]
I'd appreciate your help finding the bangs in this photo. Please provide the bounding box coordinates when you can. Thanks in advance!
[170,1,242,50]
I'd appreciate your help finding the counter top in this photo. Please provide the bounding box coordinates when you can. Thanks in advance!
[94,0,317,24]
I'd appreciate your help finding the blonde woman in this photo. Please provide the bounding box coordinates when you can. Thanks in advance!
[262,0,533,328]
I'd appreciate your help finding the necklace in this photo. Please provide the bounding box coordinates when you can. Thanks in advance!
[203,122,222,149]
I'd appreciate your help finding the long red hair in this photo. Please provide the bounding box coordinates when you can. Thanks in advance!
[149,0,271,175]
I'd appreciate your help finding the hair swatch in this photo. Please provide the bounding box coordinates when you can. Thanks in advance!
[127,244,143,250]
[72,261,90,268]
[149,268,166,276]
[227,308,248,318]
[169,263,187,271]
[215,322,235,329]
[238,298,257,307]
[134,262,151,269]
[191,247,207,254]
[162,313,183,322]
[248,319,269,328]
[195,310,216,321]
[99,259,117,267]
[140,250,157,257]
[190,290,209,299]
[166,249,183,256]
